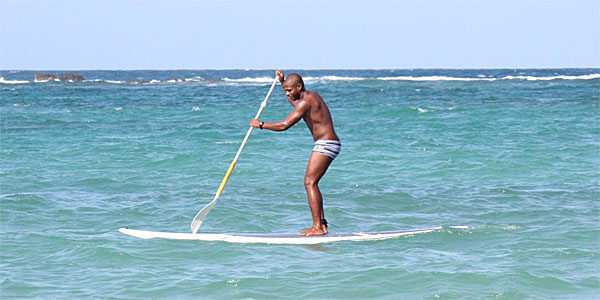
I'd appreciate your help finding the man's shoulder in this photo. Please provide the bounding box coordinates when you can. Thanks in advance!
[304,90,322,101]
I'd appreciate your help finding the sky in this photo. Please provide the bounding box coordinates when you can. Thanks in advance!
[1,0,599,70]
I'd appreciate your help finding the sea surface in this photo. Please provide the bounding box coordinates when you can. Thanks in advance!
[1,69,599,299]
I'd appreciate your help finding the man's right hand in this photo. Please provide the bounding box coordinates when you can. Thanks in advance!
[276,70,284,83]
[249,119,261,128]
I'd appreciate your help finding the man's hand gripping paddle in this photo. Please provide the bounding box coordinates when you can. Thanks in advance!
[190,77,279,234]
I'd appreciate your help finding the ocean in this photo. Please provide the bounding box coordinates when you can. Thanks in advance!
[1,69,599,299]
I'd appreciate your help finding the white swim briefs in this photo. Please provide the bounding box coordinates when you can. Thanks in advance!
[312,140,341,160]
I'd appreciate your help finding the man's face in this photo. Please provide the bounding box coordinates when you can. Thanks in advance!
[283,82,302,101]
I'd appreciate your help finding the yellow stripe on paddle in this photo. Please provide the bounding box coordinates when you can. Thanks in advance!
[216,161,236,196]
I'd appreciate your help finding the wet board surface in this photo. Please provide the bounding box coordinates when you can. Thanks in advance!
[119,227,443,245]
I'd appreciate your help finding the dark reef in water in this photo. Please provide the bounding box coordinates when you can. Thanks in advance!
[34,73,56,81]
[58,73,85,82]
[35,73,85,82]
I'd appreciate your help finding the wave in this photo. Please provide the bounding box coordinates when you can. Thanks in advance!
[223,76,273,83]
[410,106,429,113]
[378,74,600,81]
[501,74,600,81]
[307,75,365,81]
[379,76,497,81]
[223,74,600,83]
[4,74,599,85]
[221,76,362,83]
[0,77,30,84]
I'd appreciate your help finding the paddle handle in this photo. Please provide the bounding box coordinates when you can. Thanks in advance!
[191,77,278,233]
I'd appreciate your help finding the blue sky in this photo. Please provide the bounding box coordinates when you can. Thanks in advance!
[1,0,598,69]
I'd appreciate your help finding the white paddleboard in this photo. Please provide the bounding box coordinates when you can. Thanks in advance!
[119,226,443,245]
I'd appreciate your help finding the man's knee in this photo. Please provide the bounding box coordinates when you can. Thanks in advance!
[304,177,318,188]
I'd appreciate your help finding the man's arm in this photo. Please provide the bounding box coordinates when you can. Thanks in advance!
[250,100,309,131]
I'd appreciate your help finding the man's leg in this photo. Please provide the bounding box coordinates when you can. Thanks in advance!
[299,152,333,236]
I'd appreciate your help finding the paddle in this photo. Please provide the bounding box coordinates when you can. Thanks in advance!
[191,77,279,234]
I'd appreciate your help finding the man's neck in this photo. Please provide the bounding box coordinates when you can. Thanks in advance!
[298,90,307,100]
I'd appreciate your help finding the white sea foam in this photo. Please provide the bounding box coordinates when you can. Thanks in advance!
[410,106,429,113]
[501,74,600,81]
[0,77,29,84]
[318,75,365,81]
[377,74,600,81]
[23,73,599,85]
[223,77,274,83]
[185,76,206,82]
[224,75,366,83]
[378,76,497,81]
[260,74,600,83]
[85,79,125,84]
[34,78,60,82]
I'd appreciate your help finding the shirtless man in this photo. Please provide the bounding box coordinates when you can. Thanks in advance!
[250,70,340,236]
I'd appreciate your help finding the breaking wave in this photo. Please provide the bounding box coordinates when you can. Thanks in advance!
[0,77,30,84]
[3,74,599,85]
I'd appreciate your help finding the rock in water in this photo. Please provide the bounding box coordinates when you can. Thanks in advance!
[58,73,85,82]
[35,74,57,81]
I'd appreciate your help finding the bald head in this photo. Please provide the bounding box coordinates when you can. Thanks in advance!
[284,73,305,91]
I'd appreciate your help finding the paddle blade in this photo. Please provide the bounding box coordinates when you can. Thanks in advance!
[191,199,217,234]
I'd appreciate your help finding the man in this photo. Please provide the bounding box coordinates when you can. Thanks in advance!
[250,70,340,236]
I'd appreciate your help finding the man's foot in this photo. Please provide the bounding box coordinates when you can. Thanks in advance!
[298,225,328,236]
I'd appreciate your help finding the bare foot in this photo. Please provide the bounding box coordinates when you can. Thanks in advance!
[298,226,327,236]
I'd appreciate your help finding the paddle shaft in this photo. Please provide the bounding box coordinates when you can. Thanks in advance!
[191,78,278,233]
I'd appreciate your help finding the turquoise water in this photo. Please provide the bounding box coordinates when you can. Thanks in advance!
[1,69,599,299]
